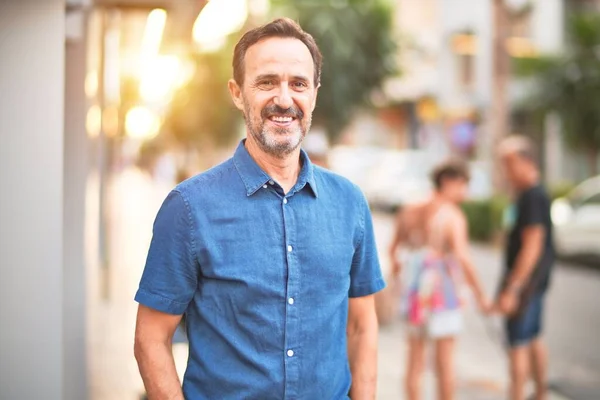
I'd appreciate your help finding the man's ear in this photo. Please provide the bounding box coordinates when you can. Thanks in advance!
[310,83,320,112]
[228,79,244,111]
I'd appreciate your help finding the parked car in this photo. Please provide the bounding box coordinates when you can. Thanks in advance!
[551,176,600,260]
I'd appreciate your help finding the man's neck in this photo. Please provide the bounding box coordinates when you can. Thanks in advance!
[519,169,540,192]
[245,137,302,194]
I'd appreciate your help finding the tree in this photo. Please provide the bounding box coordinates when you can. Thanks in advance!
[514,13,600,175]
[270,0,399,141]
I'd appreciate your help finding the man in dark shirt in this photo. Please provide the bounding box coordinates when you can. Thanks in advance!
[497,135,554,400]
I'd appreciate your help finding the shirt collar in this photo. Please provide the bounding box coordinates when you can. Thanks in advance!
[233,139,318,198]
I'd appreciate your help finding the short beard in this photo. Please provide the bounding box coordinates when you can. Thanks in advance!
[243,100,311,158]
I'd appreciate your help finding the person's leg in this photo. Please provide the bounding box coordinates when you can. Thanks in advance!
[509,344,531,400]
[434,336,456,400]
[506,294,543,400]
[530,338,548,400]
[406,334,426,400]
[528,295,547,400]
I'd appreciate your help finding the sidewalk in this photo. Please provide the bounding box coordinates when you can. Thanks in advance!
[89,169,180,400]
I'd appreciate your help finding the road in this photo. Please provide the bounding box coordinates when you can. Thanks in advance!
[89,171,600,399]
[372,212,600,399]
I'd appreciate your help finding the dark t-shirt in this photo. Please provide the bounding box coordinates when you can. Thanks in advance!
[505,184,555,294]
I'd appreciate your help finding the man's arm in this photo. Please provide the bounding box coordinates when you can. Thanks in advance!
[507,225,545,289]
[347,295,378,400]
[134,305,184,400]
[499,225,545,314]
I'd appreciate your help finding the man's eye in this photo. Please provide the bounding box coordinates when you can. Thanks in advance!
[292,81,308,89]
[258,80,275,88]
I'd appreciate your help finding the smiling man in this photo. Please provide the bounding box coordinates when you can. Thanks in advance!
[133,18,384,400]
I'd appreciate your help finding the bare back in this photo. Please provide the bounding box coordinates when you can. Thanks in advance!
[398,200,460,255]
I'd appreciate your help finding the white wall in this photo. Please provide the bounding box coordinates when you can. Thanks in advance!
[64,6,90,400]
[0,1,66,399]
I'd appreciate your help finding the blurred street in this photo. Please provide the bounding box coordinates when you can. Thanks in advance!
[372,213,600,400]
[90,169,600,400]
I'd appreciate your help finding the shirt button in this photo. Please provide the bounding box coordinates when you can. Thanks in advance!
[288,297,294,305]
[287,349,294,357]
[269,180,274,185]
[287,245,293,252]
[262,184,267,189]
[283,198,288,204]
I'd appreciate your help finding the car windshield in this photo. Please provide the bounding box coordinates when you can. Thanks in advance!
[567,176,600,208]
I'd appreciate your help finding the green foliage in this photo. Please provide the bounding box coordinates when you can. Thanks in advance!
[270,0,399,141]
[461,197,509,242]
[513,13,600,165]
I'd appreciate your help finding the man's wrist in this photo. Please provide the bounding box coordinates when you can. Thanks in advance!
[505,280,523,294]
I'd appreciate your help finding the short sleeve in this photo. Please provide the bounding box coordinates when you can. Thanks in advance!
[134,190,200,315]
[520,189,546,227]
[348,196,386,298]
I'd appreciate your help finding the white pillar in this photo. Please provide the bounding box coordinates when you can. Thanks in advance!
[0,1,66,399]
[64,4,90,399]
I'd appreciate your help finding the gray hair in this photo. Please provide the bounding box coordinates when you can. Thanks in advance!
[498,135,538,164]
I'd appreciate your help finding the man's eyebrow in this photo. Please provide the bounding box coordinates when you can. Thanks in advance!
[253,74,311,82]
[290,75,310,81]
[254,74,279,82]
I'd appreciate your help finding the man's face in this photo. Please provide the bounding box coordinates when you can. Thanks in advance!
[501,152,528,188]
[228,37,319,158]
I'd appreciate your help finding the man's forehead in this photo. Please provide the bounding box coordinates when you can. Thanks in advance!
[244,37,314,78]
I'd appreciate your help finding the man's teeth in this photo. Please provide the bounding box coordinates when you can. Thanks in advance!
[271,116,293,122]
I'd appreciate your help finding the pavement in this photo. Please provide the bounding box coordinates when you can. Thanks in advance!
[88,169,600,400]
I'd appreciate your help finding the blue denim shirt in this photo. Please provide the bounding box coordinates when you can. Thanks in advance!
[135,140,384,399]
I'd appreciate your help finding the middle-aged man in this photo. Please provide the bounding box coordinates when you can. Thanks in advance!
[134,18,385,400]
[497,135,555,400]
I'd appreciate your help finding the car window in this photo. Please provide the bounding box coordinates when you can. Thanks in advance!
[581,192,600,206]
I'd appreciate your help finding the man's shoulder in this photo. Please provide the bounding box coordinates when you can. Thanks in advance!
[520,184,550,204]
[314,166,366,200]
[174,158,237,198]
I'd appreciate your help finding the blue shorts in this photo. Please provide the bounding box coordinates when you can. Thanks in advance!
[506,293,544,347]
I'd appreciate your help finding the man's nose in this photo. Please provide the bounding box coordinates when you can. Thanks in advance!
[274,83,293,109]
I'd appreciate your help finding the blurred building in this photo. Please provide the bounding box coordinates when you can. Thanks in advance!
[381,0,563,163]
[0,0,210,398]
[347,0,598,183]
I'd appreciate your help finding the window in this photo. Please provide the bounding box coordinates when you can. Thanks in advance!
[451,33,477,90]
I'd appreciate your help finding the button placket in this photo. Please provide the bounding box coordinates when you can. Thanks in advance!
[281,191,299,396]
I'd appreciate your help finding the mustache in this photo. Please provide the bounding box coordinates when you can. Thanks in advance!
[261,104,304,120]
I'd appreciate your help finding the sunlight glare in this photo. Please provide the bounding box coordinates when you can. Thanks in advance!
[193,0,248,52]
